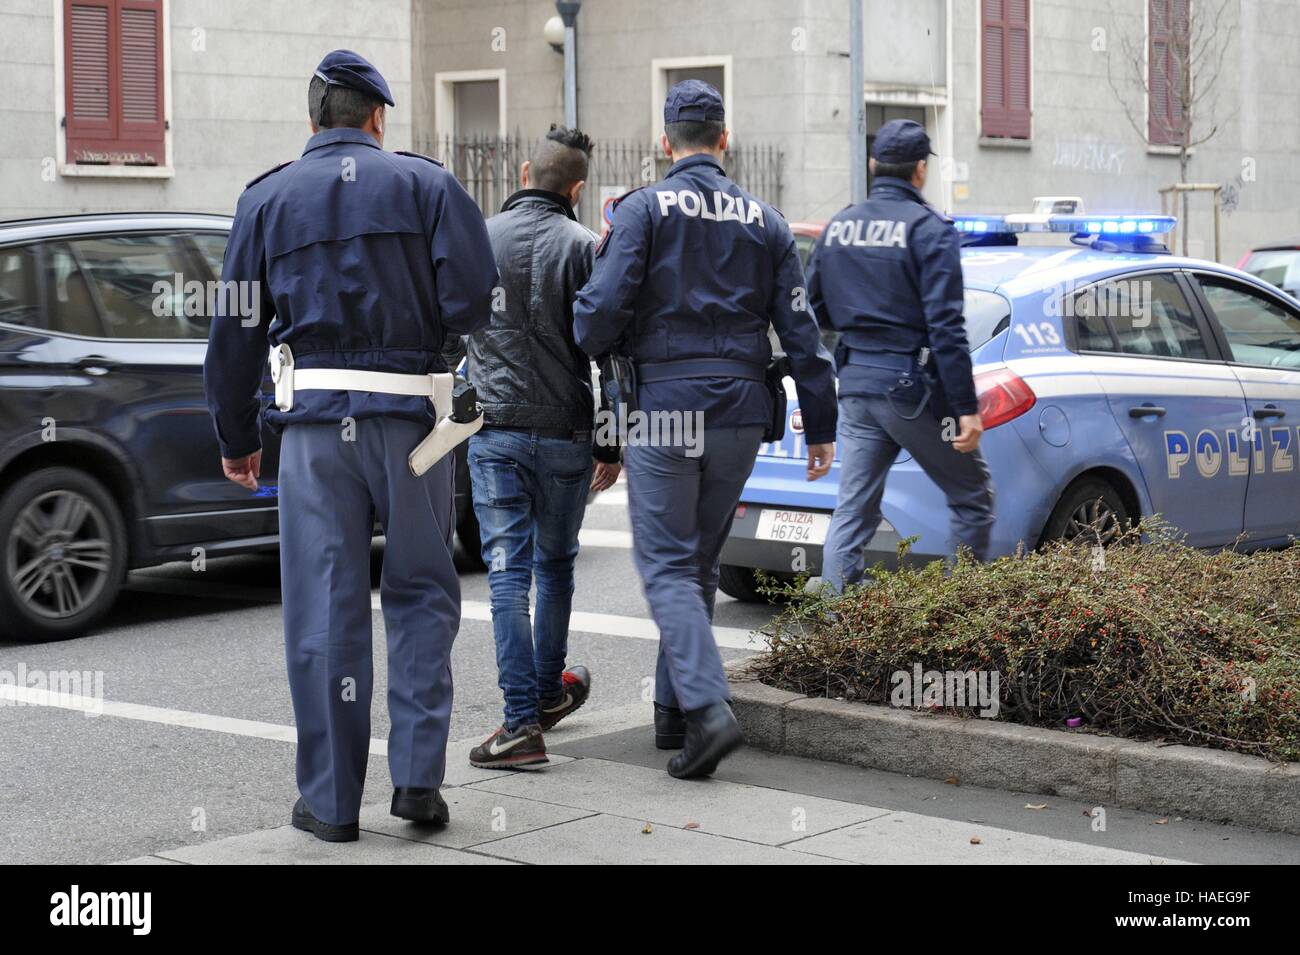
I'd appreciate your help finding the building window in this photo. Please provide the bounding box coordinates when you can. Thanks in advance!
[650,56,733,139]
[433,69,507,143]
[1148,0,1190,146]
[62,0,166,167]
[980,0,1031,139]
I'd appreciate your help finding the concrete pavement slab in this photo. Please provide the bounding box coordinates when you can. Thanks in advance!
[475,812,852,865]
[358,787,594,849]
[783,812,1190,865]
[154,825,519,865]
[465,755,888,845]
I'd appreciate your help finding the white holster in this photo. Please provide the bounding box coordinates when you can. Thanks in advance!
[268,343,482,476]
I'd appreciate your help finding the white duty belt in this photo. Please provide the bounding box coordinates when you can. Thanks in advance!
[268,343,481,477]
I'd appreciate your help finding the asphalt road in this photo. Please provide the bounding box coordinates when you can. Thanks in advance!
[0,484,768,864]
[4,482,1299,865]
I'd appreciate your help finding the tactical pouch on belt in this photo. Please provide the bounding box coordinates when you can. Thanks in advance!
[763,355,793,443]
[599,352,639,416]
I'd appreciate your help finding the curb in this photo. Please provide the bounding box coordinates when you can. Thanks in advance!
[726,661,1300,835]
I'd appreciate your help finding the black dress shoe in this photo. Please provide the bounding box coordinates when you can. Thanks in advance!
[654,702,686,749]
[667,701,744,779]
[291,797,359,843]
[391,787,450,824]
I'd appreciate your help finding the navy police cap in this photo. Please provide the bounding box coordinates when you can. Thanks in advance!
[313,49,395,107]
[664,79,725,124]
[871,119,934,163]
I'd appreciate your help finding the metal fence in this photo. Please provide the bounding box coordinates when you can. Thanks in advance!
[414,134,785,233]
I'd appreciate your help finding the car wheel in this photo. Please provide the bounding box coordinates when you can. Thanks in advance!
[0,467,128,642]
[719,564,775,603]
[1040,478,1131,547]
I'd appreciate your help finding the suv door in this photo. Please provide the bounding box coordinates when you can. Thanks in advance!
[1069,270,1248,546]
[42,233,278,548]
[1190,272,1300,544]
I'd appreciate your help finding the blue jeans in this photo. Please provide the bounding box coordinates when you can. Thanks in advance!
[822,394,994,592]
[468,428,594,729]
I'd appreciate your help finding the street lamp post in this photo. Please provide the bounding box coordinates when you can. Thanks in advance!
[849,0,866,204]
[556,1,581,129]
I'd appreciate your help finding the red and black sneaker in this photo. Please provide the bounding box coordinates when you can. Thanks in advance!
[469,723,548,770]
[538,665,591,731]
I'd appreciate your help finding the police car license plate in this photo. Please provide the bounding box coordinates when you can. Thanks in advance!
[755,509,830,545]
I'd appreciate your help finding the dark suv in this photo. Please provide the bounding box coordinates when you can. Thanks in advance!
[0,213,478,641]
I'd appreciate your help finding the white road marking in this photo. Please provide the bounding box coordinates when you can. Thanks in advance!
[577,527,632,548]
[370,595,763,651]
[0,681,657,760]
[590,487,628,507]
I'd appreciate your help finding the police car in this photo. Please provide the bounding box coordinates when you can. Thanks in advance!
[719,210,1300,602]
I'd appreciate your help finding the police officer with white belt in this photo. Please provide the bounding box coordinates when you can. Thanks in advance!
[810,119,995,590]
[204,51,497,841]
[574,81,838,779]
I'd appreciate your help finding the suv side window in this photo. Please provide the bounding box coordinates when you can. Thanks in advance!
[1072,272,1208,360]
[0,245,41,328]
[1197,275,1300,369]
[43,243,105,337]
[66,234,211,340]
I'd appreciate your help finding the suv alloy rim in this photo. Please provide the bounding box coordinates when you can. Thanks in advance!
[7,490,112,620]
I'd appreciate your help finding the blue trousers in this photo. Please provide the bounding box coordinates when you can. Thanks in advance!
[468,427,593,729]
[822,394,995,591]
[278,418,459,826]
[626,426,764,713]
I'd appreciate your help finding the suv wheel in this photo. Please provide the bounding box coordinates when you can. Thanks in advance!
[1041,478,1131,547]
[0,467,127,642]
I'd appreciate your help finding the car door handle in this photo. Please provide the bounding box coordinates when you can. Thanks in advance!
[1128,404,1166,418]
[74,356,119,376]
[1252,406,1286,420]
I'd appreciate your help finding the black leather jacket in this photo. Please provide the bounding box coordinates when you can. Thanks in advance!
[461,190,607,444]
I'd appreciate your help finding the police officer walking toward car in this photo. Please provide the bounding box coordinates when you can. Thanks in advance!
[811,119,994,591]
[204,51,497,841]
[574,81,838,779]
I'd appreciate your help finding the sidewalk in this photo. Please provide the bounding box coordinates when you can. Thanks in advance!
[119,702,1300,865]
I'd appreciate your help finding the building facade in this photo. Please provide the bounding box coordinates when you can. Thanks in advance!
[0,0,413,221]
[1,1,1296,264]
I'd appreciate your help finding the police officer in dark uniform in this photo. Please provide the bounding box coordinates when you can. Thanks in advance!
[810,119,994,591]
[204,51,497,841]
[574,81,838,779]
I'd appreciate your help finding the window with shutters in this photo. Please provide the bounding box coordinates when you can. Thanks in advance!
[980,0,1031,140]
[1148,0,1190,146]
[62,0,166,167]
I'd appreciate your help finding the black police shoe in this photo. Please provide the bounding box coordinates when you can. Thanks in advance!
[667,701,744,779]
[292,797,359,843]
[391,787,450,825]
[654,702,687,749]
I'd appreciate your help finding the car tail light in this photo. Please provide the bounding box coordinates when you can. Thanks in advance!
[975,367,1036,429]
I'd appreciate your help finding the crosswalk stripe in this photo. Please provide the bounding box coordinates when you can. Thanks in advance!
[577,528,632,548]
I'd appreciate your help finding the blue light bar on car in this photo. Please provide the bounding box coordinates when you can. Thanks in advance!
[1045,215,1177,236]
[952,213,1176,236]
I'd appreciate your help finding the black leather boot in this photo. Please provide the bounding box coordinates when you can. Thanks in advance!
[667,701,744,779]
[292,797,359,843]
[654,702,687,749]
[391,787,451,824]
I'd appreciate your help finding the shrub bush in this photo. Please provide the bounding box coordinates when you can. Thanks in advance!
[752,524,1300,761]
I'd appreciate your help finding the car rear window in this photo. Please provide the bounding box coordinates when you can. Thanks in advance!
[1243,249,1300,294]
[964,288,1011,350]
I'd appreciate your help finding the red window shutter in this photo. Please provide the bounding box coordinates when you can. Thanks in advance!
[1149,0,1189,146]
[981,0,1031,139]
[64,0,164,166]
